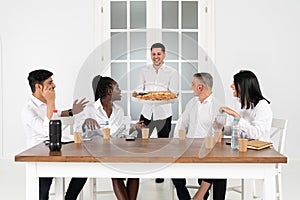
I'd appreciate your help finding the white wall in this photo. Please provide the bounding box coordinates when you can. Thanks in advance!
[215,0,300,160]
[0,0,94,157]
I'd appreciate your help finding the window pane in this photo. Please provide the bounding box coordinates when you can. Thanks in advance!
[182,1,198,29]
[164,62,178,72]
[130,1,146,29]
[130,62,146,90]
[172,101,179,120]
[182,32,198,60]
[181,62,197,90]
[181,93,194,111]
[162,32,179,60]
[130,100,143,120]
[111,2,127,29]
[115,94,128,116]
[111,63,127,90]
[169,124,176,137]
[162,1,178,29]
[130,32,147,60]
[111,32,127,60]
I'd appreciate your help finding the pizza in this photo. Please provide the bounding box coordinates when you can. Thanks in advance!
[135,91,177,101]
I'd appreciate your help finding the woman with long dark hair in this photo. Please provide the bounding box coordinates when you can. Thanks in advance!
[221,70,272,141]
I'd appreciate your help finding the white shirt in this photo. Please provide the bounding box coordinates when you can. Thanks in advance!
[174,95,217,138]
[22,95,62,148]
[138,64,179,120]
[226,99,272,142]
[75,99,127,138]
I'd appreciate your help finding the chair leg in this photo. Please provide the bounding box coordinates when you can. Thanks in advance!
[277,173,282,200]
[209,184,213,200]
[92,178,97,200]
[55,177,65,200]
[170,179,175,200]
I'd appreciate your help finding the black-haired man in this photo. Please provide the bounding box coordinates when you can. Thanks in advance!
[22,69,88,200]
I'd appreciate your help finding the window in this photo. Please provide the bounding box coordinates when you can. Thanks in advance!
[95,0,215,133]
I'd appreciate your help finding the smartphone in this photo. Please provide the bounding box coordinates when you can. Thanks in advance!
[126,136,135,141]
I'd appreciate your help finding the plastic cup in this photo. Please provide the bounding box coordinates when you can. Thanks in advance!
[103,128,110,140]
[205,136,214,149]
[178,129,186,140]
[238,138,248,152]
[215,114,226,131]
[142,128,149,139]
[73,132,82,143]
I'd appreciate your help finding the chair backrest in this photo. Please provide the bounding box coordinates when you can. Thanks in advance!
[270,118,288,154]
[59,116,75,135]
[123,116,131,130]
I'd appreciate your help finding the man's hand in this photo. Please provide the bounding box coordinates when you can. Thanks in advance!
[42,85,55,106]
[72,98,89,115]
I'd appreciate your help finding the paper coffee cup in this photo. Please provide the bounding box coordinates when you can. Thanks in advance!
[214,131,222,143]
[238,138,248,152]
[178,129,186,140]
[205,136,214,149]
[73,132,82,143]
[103,128,110,140]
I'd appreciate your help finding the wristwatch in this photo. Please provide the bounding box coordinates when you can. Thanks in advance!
[68,109,73,116]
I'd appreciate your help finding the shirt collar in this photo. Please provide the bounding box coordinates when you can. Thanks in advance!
[94,99,102,110]
[200,94,213,104]
[30,95,46,107]
[94,99,117,110]
[152,63,166,71]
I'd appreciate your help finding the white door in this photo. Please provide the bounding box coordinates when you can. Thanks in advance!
[95,0,216,133]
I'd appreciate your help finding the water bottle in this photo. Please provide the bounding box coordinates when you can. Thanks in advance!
[49,110,62,151]
[231,117,239,150]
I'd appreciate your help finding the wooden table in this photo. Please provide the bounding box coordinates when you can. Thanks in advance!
[15,138,287,200]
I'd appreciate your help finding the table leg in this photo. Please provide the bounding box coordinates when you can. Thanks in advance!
[263,168,276,199]
[26,163,39,200]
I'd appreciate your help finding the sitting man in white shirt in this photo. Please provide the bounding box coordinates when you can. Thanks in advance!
[172,72,227,200]
[22,69,88,200]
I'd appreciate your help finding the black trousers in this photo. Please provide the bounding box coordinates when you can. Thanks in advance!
[39,177,87,200]
[172,178,227,200]
[139,115,172,138]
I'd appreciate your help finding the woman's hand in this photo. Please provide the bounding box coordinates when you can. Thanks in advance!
[220,106,241,121]
[83,118,100,131]
[134,120,144,131]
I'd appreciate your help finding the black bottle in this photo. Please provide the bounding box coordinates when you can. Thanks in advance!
[49,110,62,151]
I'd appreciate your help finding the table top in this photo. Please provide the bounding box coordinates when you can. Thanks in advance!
[15,138,287,163]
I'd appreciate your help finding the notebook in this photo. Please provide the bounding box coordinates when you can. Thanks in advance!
[247,140,273,150]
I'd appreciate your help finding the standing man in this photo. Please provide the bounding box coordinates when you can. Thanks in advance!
[22,69,88,200]
[134,43,179,183]
[172,73,227,200]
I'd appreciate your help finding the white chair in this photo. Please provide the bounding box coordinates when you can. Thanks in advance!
[226,118,288,200]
